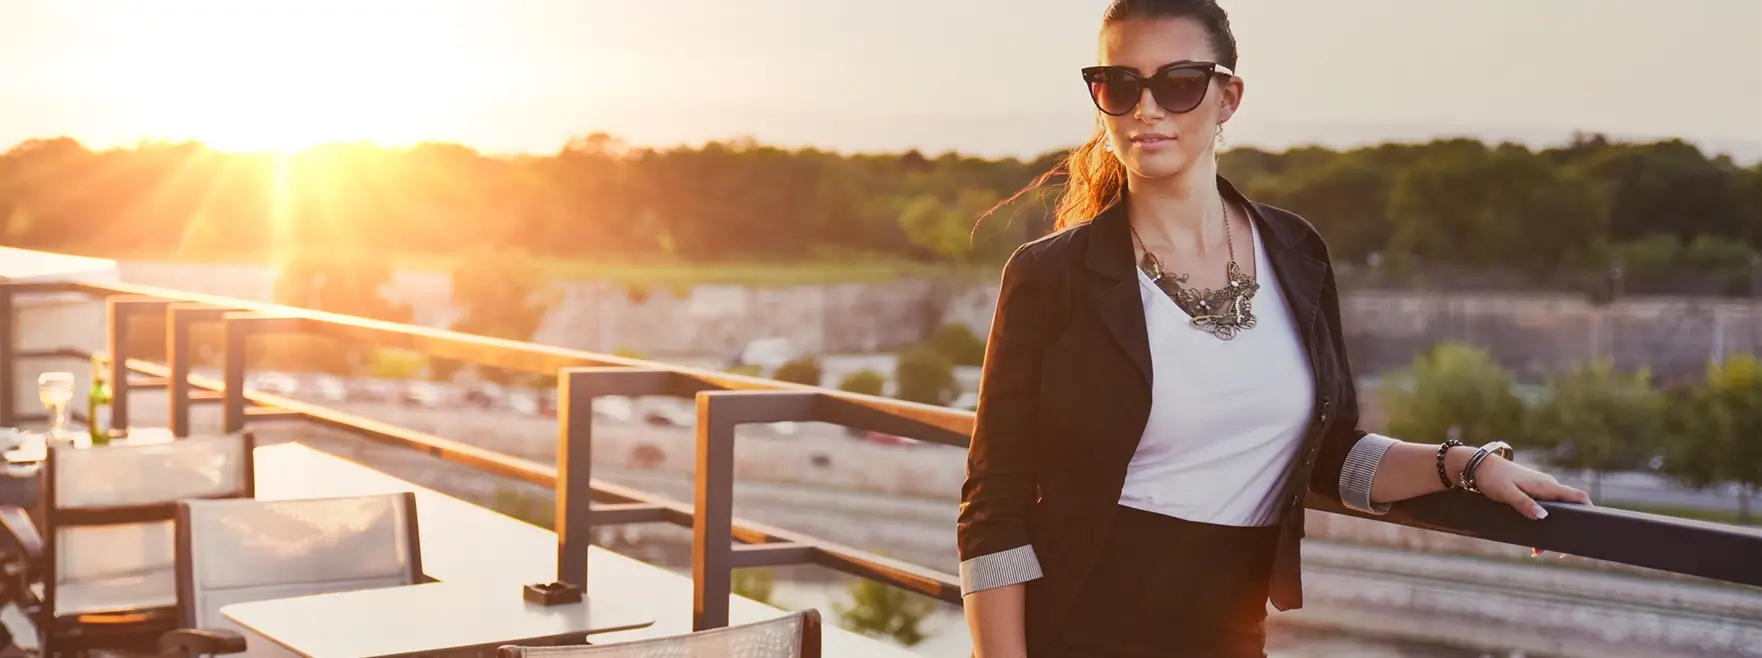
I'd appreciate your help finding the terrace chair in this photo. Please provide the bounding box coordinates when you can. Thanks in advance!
[495,609,821,658]
[157,492,424,657]
[0,432,256,656]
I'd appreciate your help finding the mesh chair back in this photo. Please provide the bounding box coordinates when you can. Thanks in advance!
[175,493,422,654]
[496,610,820,658]
[46,432,255,617]
[51,433,253,509]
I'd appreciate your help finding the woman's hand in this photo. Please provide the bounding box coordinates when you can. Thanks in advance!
[1473,456,1592,521]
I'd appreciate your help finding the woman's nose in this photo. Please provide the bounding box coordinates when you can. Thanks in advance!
[1134,87,1165,123]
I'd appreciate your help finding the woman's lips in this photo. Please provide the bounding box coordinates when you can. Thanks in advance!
[1131,134,1175,151]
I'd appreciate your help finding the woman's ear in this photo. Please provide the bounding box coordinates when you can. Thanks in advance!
[1217,77,1245,125]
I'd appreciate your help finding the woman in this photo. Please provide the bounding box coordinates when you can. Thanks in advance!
[958,1,1592,656]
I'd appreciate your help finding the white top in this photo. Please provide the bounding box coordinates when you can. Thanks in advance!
[1118,219,1315,527]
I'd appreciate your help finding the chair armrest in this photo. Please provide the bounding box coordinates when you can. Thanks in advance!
[0,505,41,562]
[158,628,248,656]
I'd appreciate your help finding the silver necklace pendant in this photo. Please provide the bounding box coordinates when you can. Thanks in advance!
[1144,258,1259,340]
[1130,197,1257,340]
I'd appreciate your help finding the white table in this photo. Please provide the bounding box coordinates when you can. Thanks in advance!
[220,580,654,658]
[2,426,173,467]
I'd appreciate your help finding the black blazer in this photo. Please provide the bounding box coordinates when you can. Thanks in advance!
[957,176,1369,647]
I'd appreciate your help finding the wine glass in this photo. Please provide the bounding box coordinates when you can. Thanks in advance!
[37,372,76,443]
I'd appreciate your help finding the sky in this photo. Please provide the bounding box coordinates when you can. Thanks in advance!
[2,0,1759,160]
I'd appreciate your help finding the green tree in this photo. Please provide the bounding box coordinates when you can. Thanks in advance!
[893,346,958,406]
[1387,143,1607,273]
[1525,362,1665,498]
[450,247,558,343]
[928,324,986,367]
[1662,355,1762,522]
[837,369,887,397]
[832,577,936,647]
[773,356,823,386]
[3,207,35,244]
[1382,342,1527,446]
[897,188,1001,262]
[270,250,413,376]
[369,349,430,380]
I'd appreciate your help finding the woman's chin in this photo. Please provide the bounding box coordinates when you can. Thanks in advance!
[1123,153,1199,181]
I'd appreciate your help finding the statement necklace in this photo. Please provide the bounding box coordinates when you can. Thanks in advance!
[1129,199,1259,340]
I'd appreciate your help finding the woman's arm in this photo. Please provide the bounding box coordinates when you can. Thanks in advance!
[960,243,1058,658]
[1365,441,1590,519]
[1310,265,1590,519]
[965,584,1029,658]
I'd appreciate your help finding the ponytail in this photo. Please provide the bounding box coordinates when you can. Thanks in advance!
[979,128,1127,237]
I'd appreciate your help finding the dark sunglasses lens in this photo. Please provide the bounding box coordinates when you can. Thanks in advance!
[1089,70,1141,115]
[1149,68,1210,113]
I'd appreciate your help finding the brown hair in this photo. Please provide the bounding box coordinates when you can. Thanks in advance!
[984,0,1239,232]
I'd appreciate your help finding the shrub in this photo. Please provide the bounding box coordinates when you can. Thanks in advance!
[833,577,936,647]
[837,369,887,397]
[929,323,986,367]
[731,568,777,606]
[894,346,958,406]
[773,356,824,386]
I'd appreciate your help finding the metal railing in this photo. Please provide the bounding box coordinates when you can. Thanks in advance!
[3,279,1761,633]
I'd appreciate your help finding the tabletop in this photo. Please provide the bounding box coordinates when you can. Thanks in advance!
[1,426,174,466]
[221,579,654,658]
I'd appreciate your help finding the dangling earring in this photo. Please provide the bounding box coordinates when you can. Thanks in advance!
[1103,140,1114,153]
[1214,126,1226,162]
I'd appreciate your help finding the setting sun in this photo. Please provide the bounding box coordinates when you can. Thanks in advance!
[57,0,477,152]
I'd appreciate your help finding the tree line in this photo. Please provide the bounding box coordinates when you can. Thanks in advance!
[3,133,1758,293]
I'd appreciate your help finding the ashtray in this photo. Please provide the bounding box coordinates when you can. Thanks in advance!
[523,581,583,606]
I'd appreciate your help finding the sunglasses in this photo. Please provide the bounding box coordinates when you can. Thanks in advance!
[1081,62,1234,116]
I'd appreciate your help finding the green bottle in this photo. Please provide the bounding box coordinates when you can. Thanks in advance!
[88,355,113,446]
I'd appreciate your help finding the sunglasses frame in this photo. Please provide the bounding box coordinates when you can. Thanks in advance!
[1080,61,1236,116]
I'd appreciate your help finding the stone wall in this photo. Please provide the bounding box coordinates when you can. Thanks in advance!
[118,260,1762,378]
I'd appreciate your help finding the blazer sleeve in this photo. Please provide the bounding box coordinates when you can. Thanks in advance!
[956,244,1057,596]
[1309,261,1398,515]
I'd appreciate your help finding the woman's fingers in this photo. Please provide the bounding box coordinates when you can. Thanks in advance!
[1520,476,1593,505]
[1488,478,1548,520]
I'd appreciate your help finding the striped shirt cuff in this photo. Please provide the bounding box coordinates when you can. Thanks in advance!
[958,544,1044,596]
[1340,433,1400,515]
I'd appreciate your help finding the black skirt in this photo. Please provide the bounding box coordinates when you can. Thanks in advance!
[1038,505,1282,658]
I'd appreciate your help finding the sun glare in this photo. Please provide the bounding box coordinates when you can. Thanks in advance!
[71,1,472,153]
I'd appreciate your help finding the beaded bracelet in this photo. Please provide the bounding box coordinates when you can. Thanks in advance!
[1435,439,1464,490]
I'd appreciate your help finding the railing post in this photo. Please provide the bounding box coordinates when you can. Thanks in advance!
[167,305,195,437]
[555,367,684,589]
[221,313,250,434]
[166,304,228,437]
[555,368,598,589]
[105,296,127,433]
[0,284,14,427]
[692,390,818,631]
[692,391,739,631]
[106,297,170,435]
[220,313,300,434]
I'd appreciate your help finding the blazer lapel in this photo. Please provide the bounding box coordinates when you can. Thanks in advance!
[1080,177,1330,391]
[1218,177,1325,344]
[1084,198,1155,388]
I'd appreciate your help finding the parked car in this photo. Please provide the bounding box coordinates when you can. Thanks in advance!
[248,372,299,397]
[402,382,444,408]
[859,431,921,447]
[310,375,347,403]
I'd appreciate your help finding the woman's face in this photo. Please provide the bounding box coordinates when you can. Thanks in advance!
[1096,17,1244,182]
